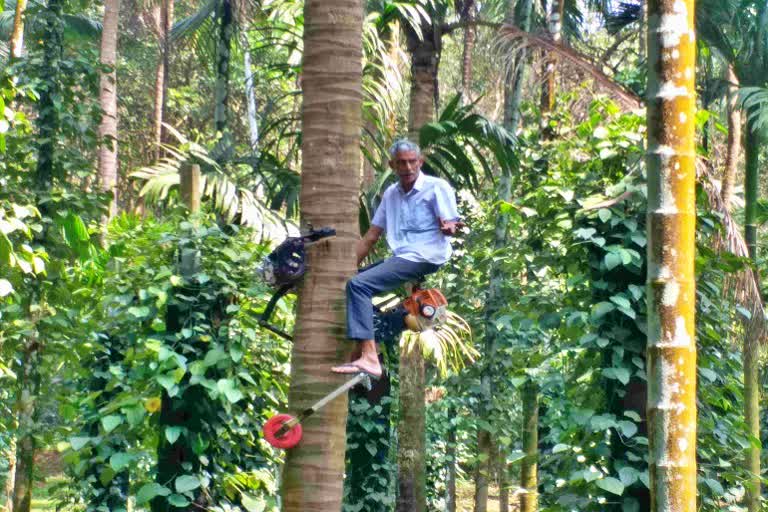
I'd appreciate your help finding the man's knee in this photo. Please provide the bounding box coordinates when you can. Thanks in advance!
[347,276,367,296]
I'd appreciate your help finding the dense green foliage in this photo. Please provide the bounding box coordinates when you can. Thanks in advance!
[2,0,768,511]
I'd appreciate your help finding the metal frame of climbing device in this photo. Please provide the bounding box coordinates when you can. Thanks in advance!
[263,372,373,449]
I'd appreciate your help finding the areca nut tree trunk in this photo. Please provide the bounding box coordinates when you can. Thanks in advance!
[742,124,760,511]
[459,0,476,103]
[279,1,364,510]
[214,0,233,137]
[519,380,539,512]
[504,0,533,132]
[540,0,564,116]
[98,0,120,220]
[720,64,740,209]
[397,20,439,512]
[151,0,174,157]
[9,0,28,59]
[645,0,697,509]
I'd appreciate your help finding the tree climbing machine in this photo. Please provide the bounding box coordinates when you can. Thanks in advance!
[257,227,449,449]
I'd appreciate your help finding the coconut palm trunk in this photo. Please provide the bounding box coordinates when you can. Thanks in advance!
[645,0,697,509]
[396,22,439,512]
[519,380,538,512]
[98,0,120,220]
[9,0,28,59]
[279,1,363,510]
[242,31,259,150]
[721,65,740,209]
[742,126,760,511]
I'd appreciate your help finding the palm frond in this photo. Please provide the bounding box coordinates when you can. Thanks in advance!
[419,94,518,193]
[739,86,768,133]
[401,310,476,376]
[604,1,640,34]
[171,0,217,42]
[698,159,767,346]
[130,125,293,236]
[495,24,643,110]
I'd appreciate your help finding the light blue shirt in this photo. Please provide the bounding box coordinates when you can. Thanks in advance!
[371,172,459,265]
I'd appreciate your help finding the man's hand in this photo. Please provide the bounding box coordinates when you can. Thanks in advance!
[439,219,465,236]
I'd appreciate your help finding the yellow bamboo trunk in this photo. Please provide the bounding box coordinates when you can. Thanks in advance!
[280,1,364,511]
[645,0,697,510]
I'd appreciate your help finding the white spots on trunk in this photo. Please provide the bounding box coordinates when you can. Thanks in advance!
[657,81,689,99]
[684,67,692,79]
[661,280,680,306]
[658,0,690,48]
[679,112,687,124]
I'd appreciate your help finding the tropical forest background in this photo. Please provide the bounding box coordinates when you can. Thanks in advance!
[0,0,767,511]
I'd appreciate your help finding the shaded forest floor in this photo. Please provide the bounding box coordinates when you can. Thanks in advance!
[456,481,519,512]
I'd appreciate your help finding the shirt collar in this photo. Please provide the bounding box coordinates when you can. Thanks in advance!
[397,171,425,194]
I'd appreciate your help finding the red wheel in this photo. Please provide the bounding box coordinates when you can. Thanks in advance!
[263,414,303,449]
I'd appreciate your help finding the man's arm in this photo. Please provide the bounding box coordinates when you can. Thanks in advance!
[356,226,383,265]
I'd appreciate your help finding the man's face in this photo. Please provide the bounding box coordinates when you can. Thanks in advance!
[390,150,423,187]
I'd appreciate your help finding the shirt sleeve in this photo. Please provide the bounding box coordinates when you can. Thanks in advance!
[371,192,387,229]
[434,181,459,221]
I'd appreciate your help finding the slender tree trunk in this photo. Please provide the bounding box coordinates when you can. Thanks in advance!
[280,1,363,510]
[214,0,233,145]
[151,3,165,157]
[397,347,426,512]
[645,0,697,509]
[4,438,16,512]
[475,147,513,512]
[743,127,760,512]
[519,381,538,512]
[460,1,476,103]
[98,0,121,220]
[497,445,509,512]
[242,34,259,150]
[540,0,564,116]
[151,0,173,159]
[446,404,457,512]
[721,65,740,209]
[9,0,28,59]
[504,0,533,132]
[396,24,439,512]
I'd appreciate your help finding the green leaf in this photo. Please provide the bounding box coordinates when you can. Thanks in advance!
[69,436,91,451]
[605,252,622,270]
[0,278,13,297]
[617,420,638,438]
[136,483,172,504]
[592,301,616,319]
[167,494,191,507]
[618,467,638,486]
[100,415,123,433]
[552,443,570,454]
[109,452,133,472]
[596,477,625,495]
[217,378,243,403]
[598,208,612,222]
[699,367,717,382]
[156,373,176,390]
[174,474,201,493]
[703,477,724,495]
[241,493,266,512]
[166,426,183,444]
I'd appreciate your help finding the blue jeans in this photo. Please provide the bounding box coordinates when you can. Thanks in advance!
[347,256,441,341]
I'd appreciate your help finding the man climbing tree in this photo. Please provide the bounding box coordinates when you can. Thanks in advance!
[332,139,461,378]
